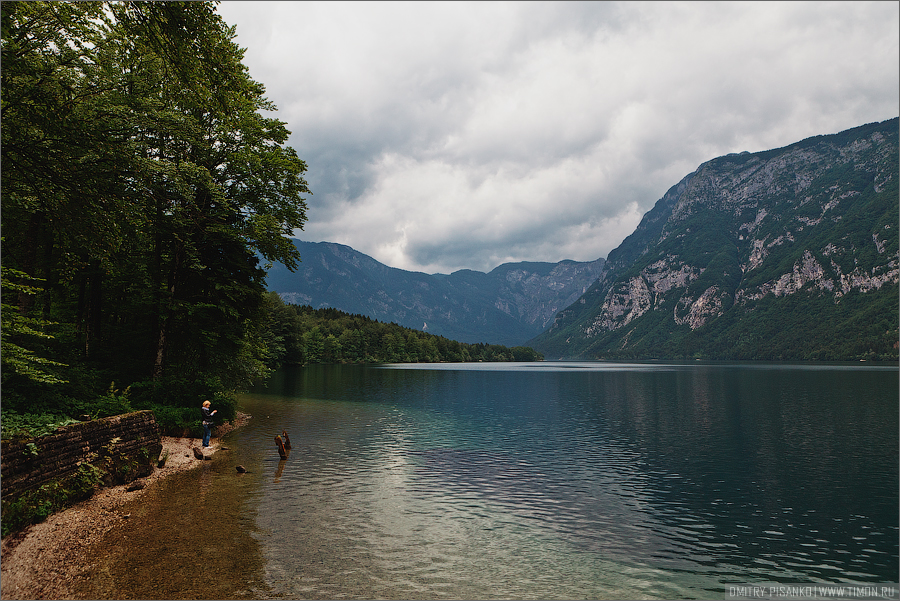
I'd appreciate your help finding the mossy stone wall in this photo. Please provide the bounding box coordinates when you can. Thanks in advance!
[1,410,162,502]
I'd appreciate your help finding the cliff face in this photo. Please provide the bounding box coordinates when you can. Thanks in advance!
[266,240,604,345]
[532,118,899,360]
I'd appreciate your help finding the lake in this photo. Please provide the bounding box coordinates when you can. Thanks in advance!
[84,361,899,599]
[229,361,899,599]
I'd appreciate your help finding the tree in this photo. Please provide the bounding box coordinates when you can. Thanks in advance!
[102,2,309,384]
[1,2,310,414]
[1,268,67,384]
[1,1,131,353]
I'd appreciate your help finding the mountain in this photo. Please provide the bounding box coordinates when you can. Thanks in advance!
[264,240,605,345]
[530,118,899,361]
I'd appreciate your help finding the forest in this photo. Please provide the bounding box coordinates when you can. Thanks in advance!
[0,2,540,440]
[263,295,543,366]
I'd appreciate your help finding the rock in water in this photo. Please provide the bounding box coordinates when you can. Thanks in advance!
[193,447,205,460]
[236,465,246,473]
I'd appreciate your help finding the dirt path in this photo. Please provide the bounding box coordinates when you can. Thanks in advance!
[1,434,230,600]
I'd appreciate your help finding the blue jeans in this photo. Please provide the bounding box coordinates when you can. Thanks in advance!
[202,423,212,447]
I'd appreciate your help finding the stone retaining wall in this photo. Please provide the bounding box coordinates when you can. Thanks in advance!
[1,410,162,502]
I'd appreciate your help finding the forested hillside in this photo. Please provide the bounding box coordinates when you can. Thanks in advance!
[531,118,899,361]
[263,294,543,365]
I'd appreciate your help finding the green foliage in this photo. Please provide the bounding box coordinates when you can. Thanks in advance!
[128,375,236,435]
[1,268,68,384]
[1,2,307,432]
[1,463,105,536]
[87,383,135,419]
[262,295,543,366]
[1,413,81,440]
[145,405,205,438]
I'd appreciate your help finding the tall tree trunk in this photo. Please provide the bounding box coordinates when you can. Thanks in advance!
[150,194,164,378]
[84,259,103,358]
[152,248,181,380]
[75,269,87,345]
[152,315,168,381]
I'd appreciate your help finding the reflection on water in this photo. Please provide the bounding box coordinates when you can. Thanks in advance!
[221,362,898,599]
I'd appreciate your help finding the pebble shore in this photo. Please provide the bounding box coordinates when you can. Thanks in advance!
[0,428,237,600]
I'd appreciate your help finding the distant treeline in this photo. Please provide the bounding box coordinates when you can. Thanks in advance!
[264,294,544,365]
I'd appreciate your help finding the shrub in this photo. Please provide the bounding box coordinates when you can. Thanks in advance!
[85,382,134,419]
[0,411,81,439]
[0,463,105,536]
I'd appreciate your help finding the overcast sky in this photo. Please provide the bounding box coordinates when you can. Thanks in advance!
[216,1,899,275]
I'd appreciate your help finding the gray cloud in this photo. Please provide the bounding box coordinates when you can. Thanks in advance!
[218,1,899,274]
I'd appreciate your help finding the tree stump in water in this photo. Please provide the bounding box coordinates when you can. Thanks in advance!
[275,435,288,459]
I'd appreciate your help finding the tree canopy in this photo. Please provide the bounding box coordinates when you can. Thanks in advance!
[2,2,309,423]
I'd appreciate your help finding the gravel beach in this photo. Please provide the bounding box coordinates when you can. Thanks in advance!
[1,420,246,600]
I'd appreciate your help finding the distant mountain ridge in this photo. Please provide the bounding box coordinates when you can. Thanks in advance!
[268,118,898,359]
[530,117,899,360]
[265,240,605,345]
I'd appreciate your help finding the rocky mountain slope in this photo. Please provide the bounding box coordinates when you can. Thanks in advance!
[265,240,604,345]
[530,118,899,360]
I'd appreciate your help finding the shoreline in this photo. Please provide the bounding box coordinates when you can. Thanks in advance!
[0,419,245,600]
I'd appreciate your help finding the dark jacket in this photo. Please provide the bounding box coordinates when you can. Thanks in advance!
[201,406,215,425]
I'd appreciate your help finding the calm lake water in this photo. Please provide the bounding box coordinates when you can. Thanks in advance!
[225,361,899,600]
[82,361,898,600]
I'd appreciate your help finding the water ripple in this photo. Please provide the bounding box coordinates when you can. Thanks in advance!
[235,363,898,599]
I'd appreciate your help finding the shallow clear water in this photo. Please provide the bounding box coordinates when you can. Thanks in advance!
[222,362,898,599]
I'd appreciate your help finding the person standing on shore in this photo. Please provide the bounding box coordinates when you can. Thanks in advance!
[201,400,217,447]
